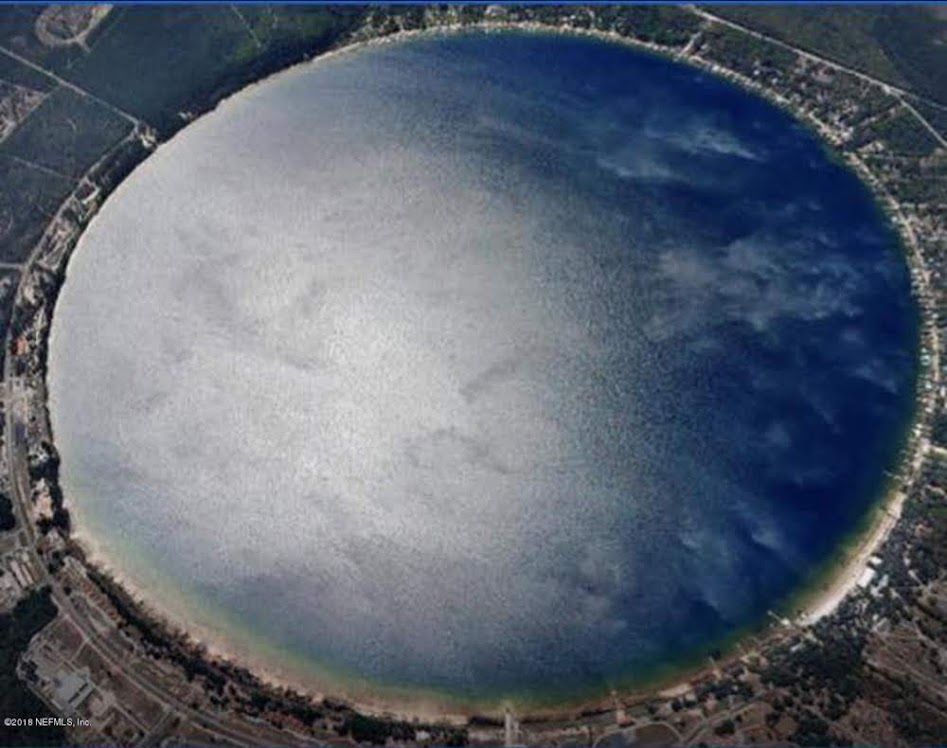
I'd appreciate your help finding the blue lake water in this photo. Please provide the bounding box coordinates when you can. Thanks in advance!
[48,32,918,704]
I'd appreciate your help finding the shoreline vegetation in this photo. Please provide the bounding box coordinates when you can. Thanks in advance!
[8,5,943,742]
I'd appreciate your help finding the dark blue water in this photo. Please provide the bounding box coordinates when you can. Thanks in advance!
[50,31,918,705]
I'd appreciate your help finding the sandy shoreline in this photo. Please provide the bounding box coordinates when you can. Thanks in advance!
[65,517,481,723]
[45,18,933,724]
[796,491,905,626]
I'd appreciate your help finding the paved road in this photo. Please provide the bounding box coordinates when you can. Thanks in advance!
[693,7,947,149]
[0,44,145,128]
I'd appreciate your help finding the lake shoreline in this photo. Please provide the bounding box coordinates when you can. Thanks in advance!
[45,19,929,726]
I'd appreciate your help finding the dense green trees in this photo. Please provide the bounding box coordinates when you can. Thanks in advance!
[0,588,64,746]
[0,491,15,531]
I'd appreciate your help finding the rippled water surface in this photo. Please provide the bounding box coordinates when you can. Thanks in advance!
[49,32,917,702]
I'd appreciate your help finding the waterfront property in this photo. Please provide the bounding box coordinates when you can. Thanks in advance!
[49,31,918,707]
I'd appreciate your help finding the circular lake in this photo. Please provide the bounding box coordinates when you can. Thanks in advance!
[48,32,918,706]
